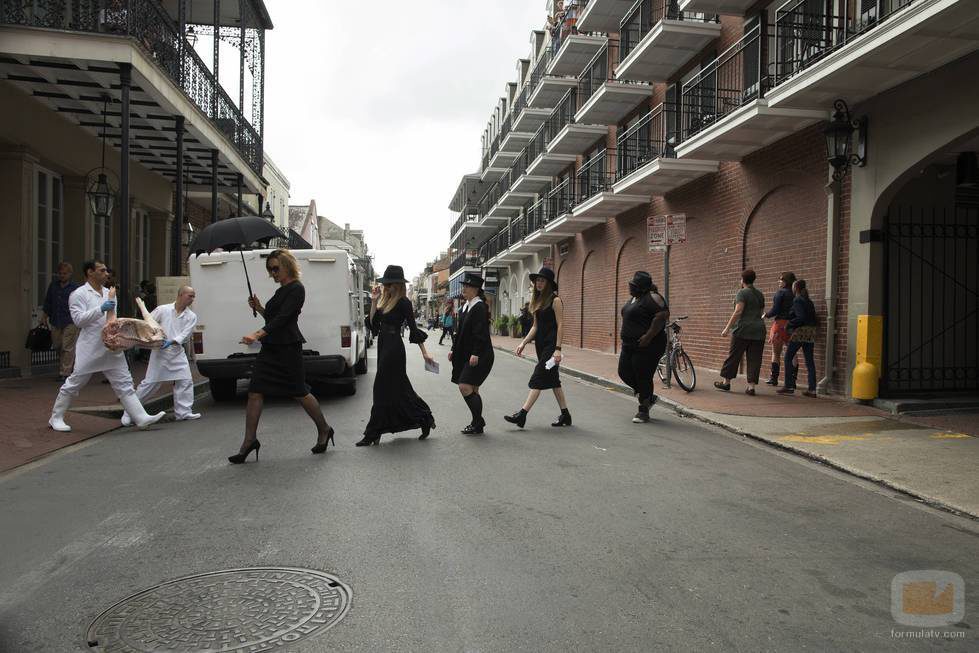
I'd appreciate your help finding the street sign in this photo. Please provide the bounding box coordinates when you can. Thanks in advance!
[648,214,686,252]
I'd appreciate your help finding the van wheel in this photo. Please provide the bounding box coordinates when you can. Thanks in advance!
[355,355,368,375]
[210,378,237,402]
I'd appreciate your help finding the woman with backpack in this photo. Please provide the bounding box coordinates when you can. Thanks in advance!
[777,279,819,397]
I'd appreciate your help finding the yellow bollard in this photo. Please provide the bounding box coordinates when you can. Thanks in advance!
[852,315,883,400]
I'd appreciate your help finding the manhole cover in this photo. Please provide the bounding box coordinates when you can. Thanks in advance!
[86,567,351,652]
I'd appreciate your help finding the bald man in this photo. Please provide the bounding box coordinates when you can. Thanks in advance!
[122,286,201,425]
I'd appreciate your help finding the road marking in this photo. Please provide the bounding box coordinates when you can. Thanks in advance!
[778,435,870,445]
[593,445,607,452]
[930,433,972,440]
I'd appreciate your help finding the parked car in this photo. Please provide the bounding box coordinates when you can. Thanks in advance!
[189,248,368,401]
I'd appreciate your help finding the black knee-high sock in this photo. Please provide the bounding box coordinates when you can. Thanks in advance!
[463,393,483,425]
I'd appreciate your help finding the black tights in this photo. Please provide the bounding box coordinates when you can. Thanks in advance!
[463,392,484,426]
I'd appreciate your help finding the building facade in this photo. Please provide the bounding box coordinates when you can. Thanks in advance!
[446,0,979,397]
[1,0,274,376]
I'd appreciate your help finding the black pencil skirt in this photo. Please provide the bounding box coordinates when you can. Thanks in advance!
[248,342,310,397]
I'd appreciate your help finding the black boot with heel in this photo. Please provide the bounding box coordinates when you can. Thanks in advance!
[551,409,572,427]
[504,408,528,428]
[765,362,780,386]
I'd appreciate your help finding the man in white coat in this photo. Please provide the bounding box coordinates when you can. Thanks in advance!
[122,286,200,425]
[48,260,166,432]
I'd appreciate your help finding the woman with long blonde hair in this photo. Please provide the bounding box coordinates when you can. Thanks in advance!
[504,267,571,428]
[358,265,436,446]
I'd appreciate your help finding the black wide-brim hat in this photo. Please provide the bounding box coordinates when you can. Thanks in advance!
[529,267,557,291]
[462,272,484,289]
[377,265,407,284]
[629,270,653,292]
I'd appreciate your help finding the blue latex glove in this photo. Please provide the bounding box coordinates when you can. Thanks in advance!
[100,300,116,313]
[160,339,174,349]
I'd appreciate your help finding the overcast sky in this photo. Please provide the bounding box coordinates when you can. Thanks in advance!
[262,0,546,279]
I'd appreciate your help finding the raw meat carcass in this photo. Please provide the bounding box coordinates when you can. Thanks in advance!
[101,292,166,351]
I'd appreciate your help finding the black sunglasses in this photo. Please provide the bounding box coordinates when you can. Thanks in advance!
[267,265,280,273]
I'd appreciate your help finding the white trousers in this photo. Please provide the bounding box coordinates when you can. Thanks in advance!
[59,367,135,399]
[135,379,196,418]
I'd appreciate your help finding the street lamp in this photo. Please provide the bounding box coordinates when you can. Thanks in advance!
[824,99,866,181]
[86,94,117,221]
[262,202,276,223]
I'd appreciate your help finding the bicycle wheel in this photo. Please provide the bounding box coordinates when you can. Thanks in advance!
[671,349,696,392]
[657,351,669,383]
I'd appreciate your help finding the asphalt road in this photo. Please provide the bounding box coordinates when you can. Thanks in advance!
[1,335,976,652]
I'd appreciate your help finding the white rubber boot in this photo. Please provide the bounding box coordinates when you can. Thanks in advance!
[121,412,133,427]
[49,392,73,432]
[119,394,165,430]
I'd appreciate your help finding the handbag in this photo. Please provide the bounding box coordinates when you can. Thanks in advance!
[789,325,817,343]
[25,325,52,352]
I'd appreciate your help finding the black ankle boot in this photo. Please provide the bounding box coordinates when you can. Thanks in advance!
[551,409,572,427]
[765,362,780,386]
[504,408,527,428]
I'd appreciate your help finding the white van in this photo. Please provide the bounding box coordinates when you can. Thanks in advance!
[189,248,368,401]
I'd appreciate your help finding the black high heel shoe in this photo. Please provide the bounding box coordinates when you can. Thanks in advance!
[419,421,434,440]
[551,409,572,427]
[355,434,381,447]
[228,439,260,464]
[504,409,527,428]
[311,427,335,454]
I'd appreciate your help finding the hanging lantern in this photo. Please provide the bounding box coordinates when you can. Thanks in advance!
[824,99,867,181]
[86,172,116,220]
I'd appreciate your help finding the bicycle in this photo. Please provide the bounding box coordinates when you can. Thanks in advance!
[657,315,696,392]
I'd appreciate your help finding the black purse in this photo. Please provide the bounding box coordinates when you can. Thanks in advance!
[25,325,52,352]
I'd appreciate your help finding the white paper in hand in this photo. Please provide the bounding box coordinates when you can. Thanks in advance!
[425,359,440,374]
[544,356,558,370]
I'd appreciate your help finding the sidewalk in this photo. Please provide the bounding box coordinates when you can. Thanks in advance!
[493,335,979,519]
[0,361,207,474]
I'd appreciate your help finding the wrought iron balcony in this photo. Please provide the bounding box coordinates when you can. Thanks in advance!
[549,32,607,77]
[527,46,579,109]
[450,205,480,240]
[0,0,264,175]
[572,147,649,219]
[547,88,607,155]
[617,0,720,82]
[577,40,653,125]
[578,0,639,33]
[449,249,484,275]
[678,0,758,15]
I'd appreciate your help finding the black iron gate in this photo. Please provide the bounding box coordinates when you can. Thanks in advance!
[883,203,979,394]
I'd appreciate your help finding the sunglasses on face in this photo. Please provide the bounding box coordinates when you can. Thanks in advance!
[267,266,280,273]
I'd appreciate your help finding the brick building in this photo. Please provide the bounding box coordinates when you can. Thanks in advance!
[446,0,979,397]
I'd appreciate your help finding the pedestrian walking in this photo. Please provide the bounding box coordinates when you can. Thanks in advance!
[438,305,455,345]
[450,273,495,434]
[616,271,670,423]
[121,286,200,426]
[229,249,335,463]
[504,267,571,428]
[40,261,80,380]
[518,303,533,339]
[764,272,796,386]
[358,265,436,446]
[778,279,819,397]
[48,260,165,433]
[714,269,767,395]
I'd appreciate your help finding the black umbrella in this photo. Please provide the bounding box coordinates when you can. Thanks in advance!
[189,216,287,317]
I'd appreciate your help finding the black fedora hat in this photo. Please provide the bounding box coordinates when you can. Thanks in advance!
[629,271,653,292]
[377,265,407,284]
[529,267,557,291]
[462,272,484,289]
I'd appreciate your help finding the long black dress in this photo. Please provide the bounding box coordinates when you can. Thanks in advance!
[528,302,561,390]
[249,280,309,397]
[363,297,435,437]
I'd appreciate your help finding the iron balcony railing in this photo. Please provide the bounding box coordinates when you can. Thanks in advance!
[526,195,550,234]
[450,205,480,238]
[772,0,916,86]
[510,214,529,243]
[579,40,611,104]
[547,88,579,143]
[576,148,616,203]
[620,0,719,62]
[527,119,551,164]
[0,0,263,174]
[481,149,490,173]
[527,46,555,95]
[449,249,483,275]
[681,25,764,141]
[547,177,575,219]
[616,103,676,180]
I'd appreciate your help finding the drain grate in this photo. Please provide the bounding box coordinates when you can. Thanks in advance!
[86,567,351,651]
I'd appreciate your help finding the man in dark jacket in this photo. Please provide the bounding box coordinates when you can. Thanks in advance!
[41,262,80,380]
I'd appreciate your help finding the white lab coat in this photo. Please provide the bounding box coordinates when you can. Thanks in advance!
[69,283,128,375]
[143,303,197,383]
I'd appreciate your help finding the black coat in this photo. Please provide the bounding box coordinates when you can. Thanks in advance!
[451,300,494,385]
[261,280,305,345]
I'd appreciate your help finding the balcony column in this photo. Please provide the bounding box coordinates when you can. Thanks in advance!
[212,0,220,117]
[119,63,132,317]
[236,173,243,216]
[172,116,185,274]
[211,149,219,224]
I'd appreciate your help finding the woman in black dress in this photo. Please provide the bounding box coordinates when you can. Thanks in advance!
[617,271,670,423]
[450,273,494,434]
[229,249,335,463]
[504,267,571,428]
[357,265,436,446]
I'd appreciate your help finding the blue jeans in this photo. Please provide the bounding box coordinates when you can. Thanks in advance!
[783,341,816,391]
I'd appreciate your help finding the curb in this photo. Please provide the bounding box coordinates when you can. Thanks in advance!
[69,379,211,420]
[492,345,978,521]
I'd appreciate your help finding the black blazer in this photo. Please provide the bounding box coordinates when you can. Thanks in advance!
[261,280,305,345]
[451,300,492,361]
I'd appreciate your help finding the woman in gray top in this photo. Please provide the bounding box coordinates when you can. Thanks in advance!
[714,269,766,396]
